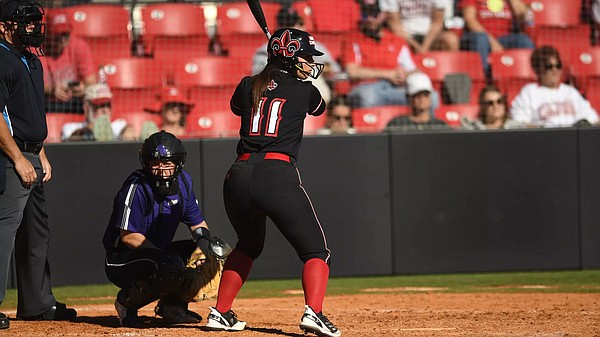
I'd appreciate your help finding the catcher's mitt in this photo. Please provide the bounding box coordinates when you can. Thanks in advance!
[178,247,224,302]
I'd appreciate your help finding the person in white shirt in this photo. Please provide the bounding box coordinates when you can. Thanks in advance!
[61,83,129,141]
[379,0,459,53]
[510,46,599,128]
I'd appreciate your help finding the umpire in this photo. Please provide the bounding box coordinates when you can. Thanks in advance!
[0,0,76,329]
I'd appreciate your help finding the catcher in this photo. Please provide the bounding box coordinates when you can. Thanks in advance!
[102,131,229,328]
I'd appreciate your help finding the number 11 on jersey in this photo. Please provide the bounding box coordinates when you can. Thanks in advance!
[250,97,286,137]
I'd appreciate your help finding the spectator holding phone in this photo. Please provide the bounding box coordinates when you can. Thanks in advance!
[41,9,97,114]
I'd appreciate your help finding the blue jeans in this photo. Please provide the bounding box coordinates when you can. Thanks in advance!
[348,80,440,115]
[460,32,534,72]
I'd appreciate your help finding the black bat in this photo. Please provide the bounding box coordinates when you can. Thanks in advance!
[246,0,271,39]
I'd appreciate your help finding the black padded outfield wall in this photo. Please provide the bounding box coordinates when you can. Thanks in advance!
[578,128,600,269]
[17,128,598,286]
[389,129,581,274]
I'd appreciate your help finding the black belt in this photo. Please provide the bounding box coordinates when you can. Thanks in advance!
[237,152,291,163]
[14,139,43,154]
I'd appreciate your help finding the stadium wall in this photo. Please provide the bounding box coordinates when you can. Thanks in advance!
[9,129,599,287]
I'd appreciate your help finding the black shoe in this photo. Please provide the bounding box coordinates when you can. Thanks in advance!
[18,302,77,321]
[0,312,9,329]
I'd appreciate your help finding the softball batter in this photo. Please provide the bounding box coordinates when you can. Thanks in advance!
[205,28,340,337]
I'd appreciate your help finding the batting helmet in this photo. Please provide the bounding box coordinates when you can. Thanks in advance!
[268,28,324,79]
[139,131,186,189]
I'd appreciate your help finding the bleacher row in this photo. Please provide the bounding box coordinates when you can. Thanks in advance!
[43,0,600,142]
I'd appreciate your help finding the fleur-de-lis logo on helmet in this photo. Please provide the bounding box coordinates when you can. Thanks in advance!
[270,29,301,58]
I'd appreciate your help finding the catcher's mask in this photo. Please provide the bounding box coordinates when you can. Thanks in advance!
[0,0,45,55]
[267,28,324,79]
[139,131,186,191]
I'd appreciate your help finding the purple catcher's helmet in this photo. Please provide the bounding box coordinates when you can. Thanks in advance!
[139,130,186,187]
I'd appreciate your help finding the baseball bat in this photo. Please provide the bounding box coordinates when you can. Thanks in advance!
[246,0,271,39]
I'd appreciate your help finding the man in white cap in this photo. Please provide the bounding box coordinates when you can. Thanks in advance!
[386,72,448,131]
[61,83,129,141]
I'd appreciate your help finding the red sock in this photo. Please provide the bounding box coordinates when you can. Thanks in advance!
[302,258,329,313]
[215,248,254,313]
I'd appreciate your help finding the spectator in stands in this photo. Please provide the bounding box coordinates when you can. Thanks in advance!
[251,6,340,104]
[317,96,356,135]
[460,0,534,76]
[467,85,522,129]
[145,87,194,139]
[510,46,599,127]
[61,83,130,141]
[379,0,459,53]
[343,2,440,112]
[42,9,97,114]
[386,72,448,130]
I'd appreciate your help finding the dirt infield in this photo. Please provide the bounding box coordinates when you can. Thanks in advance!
[2,293,598,337]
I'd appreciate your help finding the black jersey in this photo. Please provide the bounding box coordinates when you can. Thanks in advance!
[0,40,47,142]
[230,70,325,160]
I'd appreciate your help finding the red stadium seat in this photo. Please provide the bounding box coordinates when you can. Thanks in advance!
[414,51,486,104]
[216,2,280,36]
[352,105,411,133]
[570,47,600,111]
[488,49,536,104]
[102,58,166,114]
[63,5,132,68]
[529,0,581,28]
[292,1,315,32]
[435,103,480,127]
[187,109,240,138]
[174,56,245,90]
[303,114,327,135]
[307,0,360,34]
[45,113,86,143]
[140,3,209,60]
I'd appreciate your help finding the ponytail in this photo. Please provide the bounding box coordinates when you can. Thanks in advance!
[251,62,281,112]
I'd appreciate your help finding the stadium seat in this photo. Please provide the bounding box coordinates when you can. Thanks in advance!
[414,51,486,104]
[529,0,581,28]
[307,0,359,62]
[352,105,411,133]
[569,47,600,111]
[45,112,86,143]
[307,0,360,34]
[303,114,327,135]
[174,56,245,90]
[488,49,535,104]
[292,1,315,32]
[186,108,240,138]
[140,3,209,60]
[102,58,166,114]
[435,103,480,128]
[63,5,132,68]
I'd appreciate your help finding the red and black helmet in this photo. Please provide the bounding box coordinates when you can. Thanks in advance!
[267,28,324,78]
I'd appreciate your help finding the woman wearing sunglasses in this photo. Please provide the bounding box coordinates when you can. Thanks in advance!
[473,85,522,130]
[510,45,599,128]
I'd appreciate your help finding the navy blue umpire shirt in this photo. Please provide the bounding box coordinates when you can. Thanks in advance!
[0,40,48,142]
[102,169,205,252]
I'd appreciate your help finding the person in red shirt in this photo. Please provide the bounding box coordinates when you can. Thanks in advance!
[41,9,97,114]
[342,3,439,111]
[460,0,534,76]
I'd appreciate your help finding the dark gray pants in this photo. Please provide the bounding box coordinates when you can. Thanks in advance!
[0,152,56,317]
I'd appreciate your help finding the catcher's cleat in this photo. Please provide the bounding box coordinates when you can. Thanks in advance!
[299,305,341,337]
[155,301,202,324]
[205,307,246,331]
[115,299,146,328]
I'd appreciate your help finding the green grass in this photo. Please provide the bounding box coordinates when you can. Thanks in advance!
[2,269,599,309]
